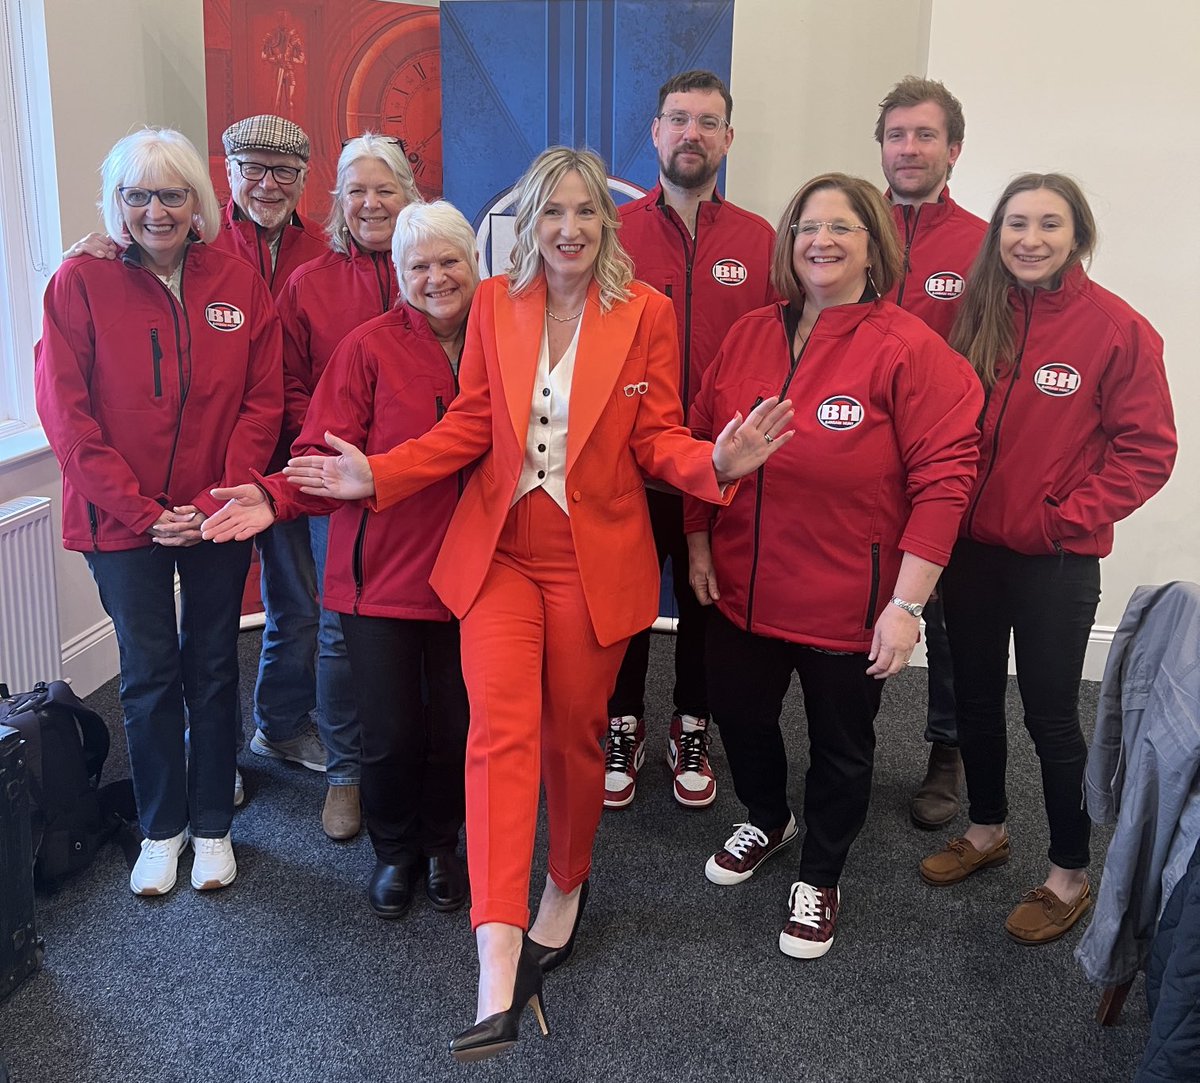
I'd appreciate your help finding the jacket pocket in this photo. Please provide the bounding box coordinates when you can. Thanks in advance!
[150,328,163,397]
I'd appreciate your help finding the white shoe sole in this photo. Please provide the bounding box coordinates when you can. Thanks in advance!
[704,821,798,885]
[778,931,835,959]
[192,863,237,891]
[666,743,717,808]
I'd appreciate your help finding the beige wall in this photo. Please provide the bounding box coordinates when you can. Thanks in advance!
[728,0,931,224]
[927,0,1198,654]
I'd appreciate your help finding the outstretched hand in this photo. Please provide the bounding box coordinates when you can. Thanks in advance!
[283,432,375,500]
[202,483,276,542]
[712,396,795,484]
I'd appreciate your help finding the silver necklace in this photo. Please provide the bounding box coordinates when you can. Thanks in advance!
[546,305,583,323]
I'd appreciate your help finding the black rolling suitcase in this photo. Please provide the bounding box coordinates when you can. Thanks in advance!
[0,723,43,1001]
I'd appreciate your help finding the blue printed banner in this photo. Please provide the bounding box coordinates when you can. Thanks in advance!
[441,0,734,275]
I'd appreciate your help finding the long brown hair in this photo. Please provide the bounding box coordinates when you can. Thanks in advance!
[950,173,1096,388]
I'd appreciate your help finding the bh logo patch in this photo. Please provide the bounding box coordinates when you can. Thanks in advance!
[712,258,747,286]
[924,271,965,300]
[1033,363,1081,397]
[816,395,864,430]
[205,302,245,332]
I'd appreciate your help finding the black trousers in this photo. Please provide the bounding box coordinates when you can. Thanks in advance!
[922,596,958,745]
[706,611,883,887]
[339,613,469,864]
[609,488,709,719]
[940,539,1099,870]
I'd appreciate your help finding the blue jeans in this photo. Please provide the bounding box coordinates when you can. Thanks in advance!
[307,514,360,784]
[254,516,358,782]
[87,541,251,839]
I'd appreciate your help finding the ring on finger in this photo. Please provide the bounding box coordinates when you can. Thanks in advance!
[764,433,774,445]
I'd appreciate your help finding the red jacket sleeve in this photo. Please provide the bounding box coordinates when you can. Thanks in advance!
[1050,316,1176,541]
[34,267,164,536]
[682,329,725,534]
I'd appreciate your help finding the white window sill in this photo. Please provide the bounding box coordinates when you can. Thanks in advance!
[0,424,51,470]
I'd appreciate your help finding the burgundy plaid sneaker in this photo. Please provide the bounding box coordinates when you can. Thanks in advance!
[705,814,798,885]
[779,881,840,959]
[603,716,646,809]
[667,713,717,807]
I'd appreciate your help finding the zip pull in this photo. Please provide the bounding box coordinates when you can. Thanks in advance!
[150,328,163,396]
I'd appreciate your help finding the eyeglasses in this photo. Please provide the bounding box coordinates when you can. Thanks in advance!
[657,110,728,135]
[623,381,649,397]
[229,158,304,185]
[118,186,192,208]
[791,220,870,238]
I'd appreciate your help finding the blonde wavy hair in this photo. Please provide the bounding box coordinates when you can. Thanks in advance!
[506,147,633,311]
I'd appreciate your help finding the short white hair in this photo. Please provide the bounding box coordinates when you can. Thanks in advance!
[391,201,480,302]
[99,128,220,245]
[326,132,423,254]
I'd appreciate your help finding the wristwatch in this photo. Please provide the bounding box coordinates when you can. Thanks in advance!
[890,596,924,618]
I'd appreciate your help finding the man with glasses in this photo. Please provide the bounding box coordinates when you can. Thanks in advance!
[213,115,333,797]
[604,70,775,812]
[875,77,987,830]
[217,114,325,297]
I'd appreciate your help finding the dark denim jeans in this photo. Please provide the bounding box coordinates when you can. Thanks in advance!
[941,538,1100,870]
[922,596,958,745]
[87,541,251,839]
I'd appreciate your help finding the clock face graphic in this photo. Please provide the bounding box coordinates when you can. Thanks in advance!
[339,9,442,200]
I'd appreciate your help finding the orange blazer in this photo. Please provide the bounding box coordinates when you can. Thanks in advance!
[368,274,731,647]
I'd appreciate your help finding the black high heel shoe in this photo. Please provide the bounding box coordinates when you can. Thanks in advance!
[448,940,549,1063]
[526,879,589,974]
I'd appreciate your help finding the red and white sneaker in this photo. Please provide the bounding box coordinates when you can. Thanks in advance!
[779,881,840,959]
[603,716,646,809]
[667,713,716,807]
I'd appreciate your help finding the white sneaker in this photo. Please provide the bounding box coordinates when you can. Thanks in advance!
[233,768,245,808]
[130,829,189,896]
[191,834,237,890]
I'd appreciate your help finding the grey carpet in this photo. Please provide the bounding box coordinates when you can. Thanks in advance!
[0,631,1150,1082]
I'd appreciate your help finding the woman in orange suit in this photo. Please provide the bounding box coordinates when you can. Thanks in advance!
[274,147,792,1060]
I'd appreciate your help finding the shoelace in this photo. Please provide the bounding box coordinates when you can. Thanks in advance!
[786,881,826,929]
[675,726,710,773]
[193,837,226,857]
[141,837,179,859]
[605,721,637,774]
[722,822,769,858]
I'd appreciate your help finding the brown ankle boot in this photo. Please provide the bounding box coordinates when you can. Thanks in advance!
[322,783,362,840]
[910,743,963,829]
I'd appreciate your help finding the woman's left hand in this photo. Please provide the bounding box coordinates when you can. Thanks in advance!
[712,396,795,484]
[150,505,206,547]
[866,605,920,678]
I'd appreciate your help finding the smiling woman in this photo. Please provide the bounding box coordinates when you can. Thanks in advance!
[34,126,282,899]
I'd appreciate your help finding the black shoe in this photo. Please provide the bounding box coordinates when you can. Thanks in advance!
[449,940,549,1063]
[426,854,469,912]
[526,879,589,974]
[368,859,419,919]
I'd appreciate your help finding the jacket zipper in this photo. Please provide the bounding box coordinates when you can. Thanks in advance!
[744,309,808,630]
[87,502,99,550]
[964,292,1036,536]
[373,251,392,312]
[351,508,369,615]
[154,263,190,500]
[150,329,162,396]
[894,204,923,308]
[661,204,698,409]
[865,542,881,629]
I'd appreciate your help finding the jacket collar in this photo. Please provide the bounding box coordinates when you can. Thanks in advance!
[887,183,958,228]
[1007,263,1089,315]
[652,182,725,229]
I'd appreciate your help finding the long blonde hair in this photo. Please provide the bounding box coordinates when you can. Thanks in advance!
[950,173,1096,388]
[506,147,633,311]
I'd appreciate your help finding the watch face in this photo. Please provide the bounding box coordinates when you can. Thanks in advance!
[339,10,442,200]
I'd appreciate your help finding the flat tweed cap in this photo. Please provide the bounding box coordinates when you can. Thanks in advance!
[222,115,310,161]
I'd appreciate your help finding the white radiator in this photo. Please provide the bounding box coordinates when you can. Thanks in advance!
[0,496,62,692]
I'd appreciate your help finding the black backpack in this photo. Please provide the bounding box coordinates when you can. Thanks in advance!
[0,680,131,886]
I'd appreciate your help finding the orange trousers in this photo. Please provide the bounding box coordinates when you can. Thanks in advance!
[460,489,627,929]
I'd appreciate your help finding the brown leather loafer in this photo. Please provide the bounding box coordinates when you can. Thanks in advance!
[1004,882,1092,945]
[919,833,1010,886]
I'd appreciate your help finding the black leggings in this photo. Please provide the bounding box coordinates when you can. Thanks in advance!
[941,539,1099,870]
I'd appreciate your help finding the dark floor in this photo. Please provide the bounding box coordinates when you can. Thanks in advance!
[0,631,1149,1083]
